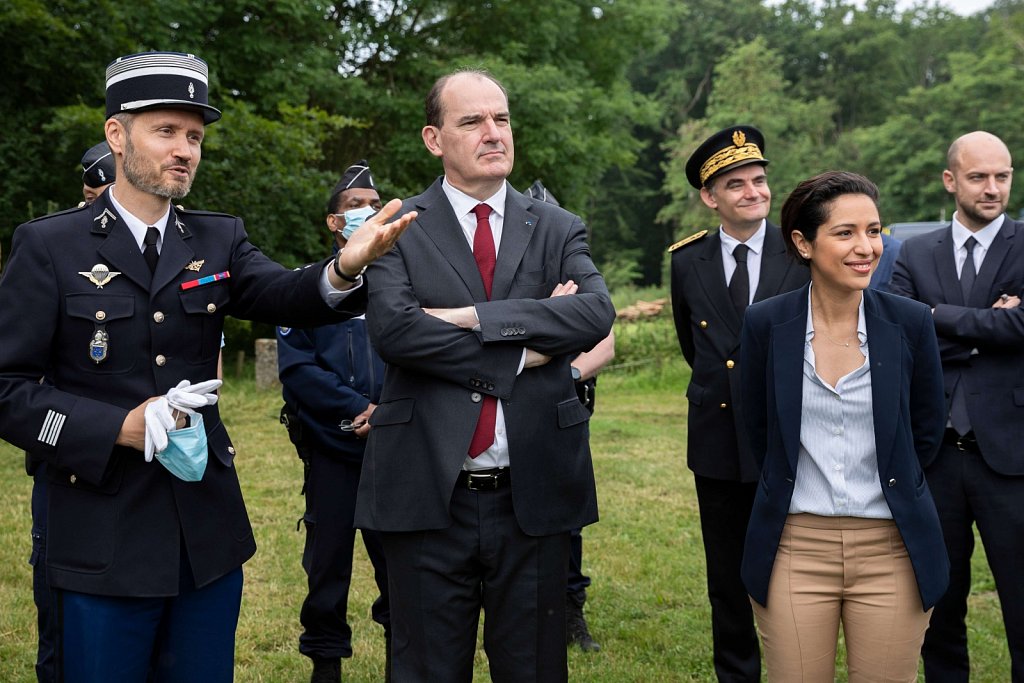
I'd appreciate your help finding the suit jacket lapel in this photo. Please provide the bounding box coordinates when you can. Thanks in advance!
[152,207,195,294]
[492,185,537,301]
[693,232,741,333]
[972,216,1016,304]
[771,289,808,473]
[414,179,488,302]
[93,198,151,291]
[865,291,899,474]
[930,227,964,305]
[754,222,791,301]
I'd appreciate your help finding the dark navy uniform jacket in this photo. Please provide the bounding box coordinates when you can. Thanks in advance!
[277,312,385,461]
[0,191,363,597]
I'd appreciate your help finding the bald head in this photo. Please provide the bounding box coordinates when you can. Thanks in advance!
[947,131,1011,173]
[943,131,1013,232]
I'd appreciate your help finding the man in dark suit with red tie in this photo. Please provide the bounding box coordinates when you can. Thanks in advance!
[669,126,809,682]
[355,69,615,682]
[890,131,1024,682]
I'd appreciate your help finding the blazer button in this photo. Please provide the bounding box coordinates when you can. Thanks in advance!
[517,326,525,334]
[95,310,106,321]
[153,311,165,323]
[888,478,896,487]
[700,320,708,329]
[471,392,482,403]
[726,360,735,369]
[69,474,77,484]
[155,354,167,366]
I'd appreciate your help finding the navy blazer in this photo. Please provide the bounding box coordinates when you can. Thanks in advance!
[739,285,949,610]
[890,217,1024,475]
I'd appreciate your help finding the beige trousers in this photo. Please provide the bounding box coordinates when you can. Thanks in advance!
[751,514,932,682]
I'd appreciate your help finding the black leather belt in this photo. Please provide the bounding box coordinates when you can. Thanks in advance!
[944,429,980,453]
[456,468,510,491]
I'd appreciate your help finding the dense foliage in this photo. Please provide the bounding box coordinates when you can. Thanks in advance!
[3,0,1023,286]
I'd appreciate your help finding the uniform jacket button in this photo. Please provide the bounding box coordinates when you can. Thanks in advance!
[155,354,167,366]
[153,311,165,323]
[888,478,896,487]
[207,303,217,313]
[719,403,728,409]
[726,360,735,369]
[69,474,77,484]
[228,446,235,455]
[95,310,106,321]
[470,392,482,403]
[700,320,708,329]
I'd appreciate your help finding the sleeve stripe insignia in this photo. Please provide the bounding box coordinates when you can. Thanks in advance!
[38,409,67,447]
[668,230,708,253]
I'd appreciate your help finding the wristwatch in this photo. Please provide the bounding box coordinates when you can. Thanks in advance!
[571,366,582,382]
[333,248,366,283]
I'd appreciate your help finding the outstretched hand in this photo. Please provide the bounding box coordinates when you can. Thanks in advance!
[336,198,417,283]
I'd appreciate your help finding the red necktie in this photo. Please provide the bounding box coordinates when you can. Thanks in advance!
[468,204,497,457]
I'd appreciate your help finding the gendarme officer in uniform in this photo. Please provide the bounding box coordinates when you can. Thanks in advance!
[669,126,808,682]
[0,51,412,683]
[278,160,391,683]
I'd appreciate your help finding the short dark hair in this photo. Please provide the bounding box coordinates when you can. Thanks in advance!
[780,171,880,264]
[425,68,508,128]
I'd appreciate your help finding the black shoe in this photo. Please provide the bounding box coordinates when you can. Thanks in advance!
[566,598,601,652]
[310,657,341,683]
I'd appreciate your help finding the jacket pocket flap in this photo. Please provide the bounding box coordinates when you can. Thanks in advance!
[66,293,134,322]
[370,398,415,426]
[557,397,590,428]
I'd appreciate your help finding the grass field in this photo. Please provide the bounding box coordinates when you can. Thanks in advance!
[0,358,1011,682]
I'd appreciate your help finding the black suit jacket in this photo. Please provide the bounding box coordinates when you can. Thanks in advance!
[890,216,1024,475]
[355,179,616,536]
[0,192,360,596]
[670,223,809,482]
[739,286,949,610]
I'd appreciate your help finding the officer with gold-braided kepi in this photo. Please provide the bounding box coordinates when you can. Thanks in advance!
[668,125,808,682]
[0,51,413,683]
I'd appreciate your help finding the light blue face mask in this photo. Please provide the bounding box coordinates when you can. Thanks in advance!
[341,206,377,241]
[155,414,209,482]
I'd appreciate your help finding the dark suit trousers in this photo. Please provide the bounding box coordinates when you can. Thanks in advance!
[922,441,1024,683]
[31,468,56,683]
[694,475,760,683]
[381,484,570,683]
[298,445,390,660]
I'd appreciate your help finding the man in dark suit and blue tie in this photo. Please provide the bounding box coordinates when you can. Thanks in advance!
[669,126,809,682]
[355,69,615,682]
[890,130,1024,682]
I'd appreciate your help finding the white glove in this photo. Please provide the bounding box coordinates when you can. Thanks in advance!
[143,397,176,462]
[166,379,222,414]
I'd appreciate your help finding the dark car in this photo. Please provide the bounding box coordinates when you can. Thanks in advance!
[886,221,946,241]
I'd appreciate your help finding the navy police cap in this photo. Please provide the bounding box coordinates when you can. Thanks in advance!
[81,142,116,188]
[105,52,221,124]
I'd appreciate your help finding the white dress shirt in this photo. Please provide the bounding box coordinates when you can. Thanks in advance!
[719,220,766,303]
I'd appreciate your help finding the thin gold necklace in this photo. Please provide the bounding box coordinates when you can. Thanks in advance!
[818,330,853,347]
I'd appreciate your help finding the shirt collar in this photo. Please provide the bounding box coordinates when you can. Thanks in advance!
[107,184,171,249]
[719,220,767,256]
[805,283,868,347]
[951,212,1003,252]
[442,177,506,221]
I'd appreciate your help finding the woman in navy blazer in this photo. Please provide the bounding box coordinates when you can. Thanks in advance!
[739,171,949,681]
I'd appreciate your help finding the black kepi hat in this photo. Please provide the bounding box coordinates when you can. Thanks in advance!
[81,142,116,188]
[105,52,221,124]
[685,125,768,189]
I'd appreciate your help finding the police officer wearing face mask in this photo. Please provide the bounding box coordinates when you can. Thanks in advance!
[278,160,390,683]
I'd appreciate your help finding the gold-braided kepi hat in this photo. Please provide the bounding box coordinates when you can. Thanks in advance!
[685,125,768,189]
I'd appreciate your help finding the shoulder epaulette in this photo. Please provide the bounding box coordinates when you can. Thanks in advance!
[22,202,90,225]
[667,229,708,253]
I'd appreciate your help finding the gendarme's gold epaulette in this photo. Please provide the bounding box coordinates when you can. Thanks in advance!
[667,230,708,253]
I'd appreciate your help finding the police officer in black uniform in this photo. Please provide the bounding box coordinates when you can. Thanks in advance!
[0,52,412,683]
[279,160,391,683]
[80,141,116,204]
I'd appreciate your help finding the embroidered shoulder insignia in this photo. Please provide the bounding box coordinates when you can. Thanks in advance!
[668,230,708,253]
